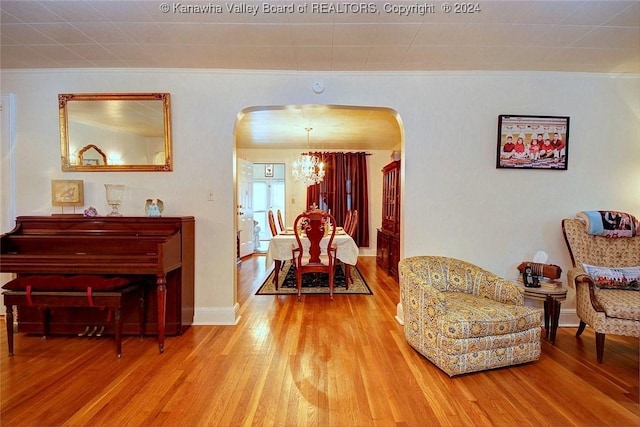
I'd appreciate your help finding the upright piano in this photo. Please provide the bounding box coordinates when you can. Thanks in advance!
[0,216,195,353]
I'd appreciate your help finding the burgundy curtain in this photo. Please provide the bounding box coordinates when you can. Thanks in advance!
[306,152,369,247]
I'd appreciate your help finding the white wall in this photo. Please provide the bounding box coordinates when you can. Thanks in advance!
[2,69,639,326]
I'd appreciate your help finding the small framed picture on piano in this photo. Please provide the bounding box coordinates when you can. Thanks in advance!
[51,180,84,207]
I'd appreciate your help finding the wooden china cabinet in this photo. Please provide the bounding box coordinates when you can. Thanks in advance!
[376,160,400,281]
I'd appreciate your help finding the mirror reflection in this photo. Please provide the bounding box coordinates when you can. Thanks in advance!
[59,93,172,171]
[78,144,107,165]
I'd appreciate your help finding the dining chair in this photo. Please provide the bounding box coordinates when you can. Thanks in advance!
[268,210,289,285]
[277,209,285,232]
[291,210,338,300]
[267,210,278,237]
[343,210,352,233]
[337,209,358,286]
[346,209,358,238]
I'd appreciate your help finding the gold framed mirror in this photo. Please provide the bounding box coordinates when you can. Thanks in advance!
[59,93,172,172]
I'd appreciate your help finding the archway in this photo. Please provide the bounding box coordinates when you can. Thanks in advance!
[233,104,404,301]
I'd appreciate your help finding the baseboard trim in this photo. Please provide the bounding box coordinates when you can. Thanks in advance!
[559,308,580,328]
[193,303,240,325]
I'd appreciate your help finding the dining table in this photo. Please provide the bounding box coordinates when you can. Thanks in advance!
[265,227,359,287]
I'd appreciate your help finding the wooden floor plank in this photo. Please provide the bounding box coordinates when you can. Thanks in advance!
[1,255,638,426]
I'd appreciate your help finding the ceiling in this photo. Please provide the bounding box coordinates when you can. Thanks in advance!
[236,105,402,150]
[2,0,638,150]
[1,0,638,73]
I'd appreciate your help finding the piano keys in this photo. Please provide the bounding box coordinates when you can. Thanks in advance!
[1,216,195,353]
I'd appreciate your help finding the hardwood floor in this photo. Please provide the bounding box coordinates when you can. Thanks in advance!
[1,255,638,426]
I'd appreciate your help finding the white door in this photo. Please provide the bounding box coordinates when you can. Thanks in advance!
[237,158,255,258]
[253,169,286,251]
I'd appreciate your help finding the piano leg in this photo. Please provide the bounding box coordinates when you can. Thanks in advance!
[138,288,146,339]
[5,305,14,356]
[115,306,122,358]
[156,274,167,353]
[41,307,50,339]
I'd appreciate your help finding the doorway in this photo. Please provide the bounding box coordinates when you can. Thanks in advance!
[1,94,16,303]
[1,93,15,233]
[252,163,286,252]
[233,103,404,298]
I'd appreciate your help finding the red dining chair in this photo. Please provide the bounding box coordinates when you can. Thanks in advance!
[343,210,352,233]
[277,209,285,232]
[291,210,338,300]
[268,210,278,237]
[346,209,358,238]
[268,209,288,288]
[338,209,358,286]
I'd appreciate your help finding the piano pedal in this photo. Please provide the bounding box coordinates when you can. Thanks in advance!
[78,326,91,337]
[96,326,105,337]
[86,325,98,337]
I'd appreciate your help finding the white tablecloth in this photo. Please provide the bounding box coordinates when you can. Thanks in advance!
[265,232,359,267]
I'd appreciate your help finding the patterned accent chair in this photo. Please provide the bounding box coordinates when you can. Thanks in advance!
[399,256,542,376]
[562,218,640,362]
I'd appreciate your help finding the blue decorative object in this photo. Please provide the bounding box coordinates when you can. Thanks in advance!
[145,199,164,217]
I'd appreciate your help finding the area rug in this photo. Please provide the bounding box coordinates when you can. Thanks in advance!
[256,261,372,295]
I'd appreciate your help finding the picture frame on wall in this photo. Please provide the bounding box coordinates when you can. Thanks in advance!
[51,180,84,207]
[496,115,569,170]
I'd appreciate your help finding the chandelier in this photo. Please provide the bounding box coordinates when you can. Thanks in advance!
[292,127,325,186]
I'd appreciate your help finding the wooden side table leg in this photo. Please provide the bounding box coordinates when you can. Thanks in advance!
[550,299,561,345]
[543,297,551,339]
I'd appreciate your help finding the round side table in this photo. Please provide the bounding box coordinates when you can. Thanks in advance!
[514,278,568,345]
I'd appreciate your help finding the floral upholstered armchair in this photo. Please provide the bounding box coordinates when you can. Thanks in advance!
[399,256,542,376]
[562,216,640,363]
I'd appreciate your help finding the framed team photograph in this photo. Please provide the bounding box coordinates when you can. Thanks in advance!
[496,115,569,170]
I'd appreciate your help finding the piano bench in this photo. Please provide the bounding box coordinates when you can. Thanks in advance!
[2,275,146,358]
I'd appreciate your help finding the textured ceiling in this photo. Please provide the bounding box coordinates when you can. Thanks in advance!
[2,0,638,73]
[2,0,638,150]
